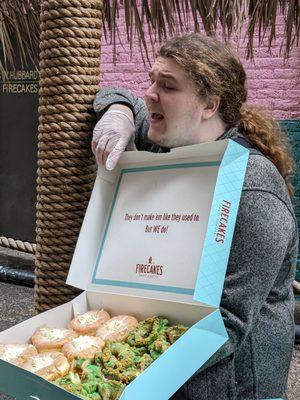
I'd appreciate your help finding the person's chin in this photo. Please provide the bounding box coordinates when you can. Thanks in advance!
[148,127,165,145]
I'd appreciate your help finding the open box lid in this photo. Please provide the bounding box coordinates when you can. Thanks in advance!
[67,139,249,308]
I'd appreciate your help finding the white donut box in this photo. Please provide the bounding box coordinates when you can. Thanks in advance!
[0,140,249,400]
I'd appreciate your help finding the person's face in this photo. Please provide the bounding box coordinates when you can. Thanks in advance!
[145,57,207,148]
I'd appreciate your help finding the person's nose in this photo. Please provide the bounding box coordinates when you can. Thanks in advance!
[145,82,159,103]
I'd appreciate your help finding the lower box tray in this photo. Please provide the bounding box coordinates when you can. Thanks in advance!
[0,291,228,400]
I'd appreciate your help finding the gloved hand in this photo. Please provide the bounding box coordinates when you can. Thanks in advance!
[92,107,136,170]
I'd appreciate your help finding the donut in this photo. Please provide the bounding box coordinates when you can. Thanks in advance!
[96,315,138,342]
[95,341,153,384]
[62,336,105,360]
[126,316,169,347]
[166,325,188,344]
[0,343,38,367]
[96,341,152,384]
[98,342,138,384]
[148,336,170,360]
[57,369,124,400]
[69,310,111,335]
[31,327,78,352]
[23,352,69,381]
[100,342,135,370]
[98,379,125,399]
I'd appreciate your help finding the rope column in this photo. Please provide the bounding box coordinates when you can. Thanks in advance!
[35,0,103,312]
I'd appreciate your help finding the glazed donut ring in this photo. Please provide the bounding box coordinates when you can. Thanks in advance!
[62,335,105,360]
[23,352,69,381]
[31,327,78,352]
[96,315,138,342]
[0,344,38,367]
[69,309,111,335]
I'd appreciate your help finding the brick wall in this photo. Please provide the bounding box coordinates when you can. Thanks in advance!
[99,11,300,284]
[100,14,300,120]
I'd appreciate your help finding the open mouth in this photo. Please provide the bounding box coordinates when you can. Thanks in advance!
[151,112,164,122]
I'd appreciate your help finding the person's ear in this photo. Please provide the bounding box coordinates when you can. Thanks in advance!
[202,96,220,120]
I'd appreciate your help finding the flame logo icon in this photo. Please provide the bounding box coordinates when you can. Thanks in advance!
[148,256,153,264]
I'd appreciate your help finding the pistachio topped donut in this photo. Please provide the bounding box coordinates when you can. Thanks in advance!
[96,342,152,384]
[69,310,111,336]
[126,316,169,347]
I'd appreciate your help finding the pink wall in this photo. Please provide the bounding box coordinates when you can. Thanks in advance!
[100,14,300,120]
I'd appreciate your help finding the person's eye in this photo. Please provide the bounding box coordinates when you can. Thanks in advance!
[161,81,174,90]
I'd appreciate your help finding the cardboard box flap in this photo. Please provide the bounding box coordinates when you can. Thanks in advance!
[67,140,249,308]
[193,139,249,307]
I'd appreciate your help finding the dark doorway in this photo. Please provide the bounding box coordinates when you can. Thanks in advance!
[0,60,38,242]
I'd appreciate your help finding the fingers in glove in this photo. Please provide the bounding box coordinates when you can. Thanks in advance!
[91,130,99,155]
[95,135,109,166]
[102,141,111,167]
[105,150,119,171]
[92,122,104,155]
[105,138,128,170]
[91,137,98,155]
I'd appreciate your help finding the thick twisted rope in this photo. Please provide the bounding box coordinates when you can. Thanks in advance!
[0,236,36,254]
[35,0,103,313]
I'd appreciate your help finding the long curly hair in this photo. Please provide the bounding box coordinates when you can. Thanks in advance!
[157,33,295,197]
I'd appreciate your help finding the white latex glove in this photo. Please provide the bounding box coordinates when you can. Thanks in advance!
[92,107,136,170]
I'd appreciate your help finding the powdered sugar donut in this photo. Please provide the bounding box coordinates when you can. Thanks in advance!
[31,327,78,352]
[0,343,38,367]
[96,315,138,342]
[62,335,105,360]
[23,352,69,381]
[69,309,111,335]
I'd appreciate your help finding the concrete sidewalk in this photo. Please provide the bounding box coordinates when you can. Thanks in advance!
[0,281,299,400]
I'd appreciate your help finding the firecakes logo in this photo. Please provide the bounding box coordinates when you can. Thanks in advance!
[215,200,231,244]
[135,256,164,277]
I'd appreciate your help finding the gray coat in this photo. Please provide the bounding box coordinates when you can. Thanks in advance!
[94,88,298,400]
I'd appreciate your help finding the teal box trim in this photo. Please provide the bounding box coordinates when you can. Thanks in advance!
[0,359,78,400]
[193,140,249,307]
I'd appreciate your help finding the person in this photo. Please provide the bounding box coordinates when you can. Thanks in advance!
[91,33,298,400]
